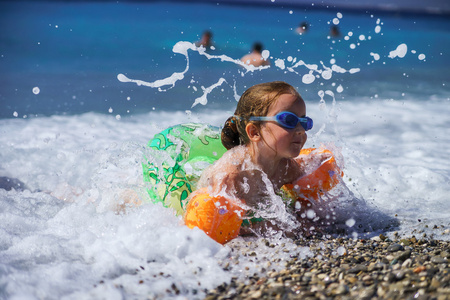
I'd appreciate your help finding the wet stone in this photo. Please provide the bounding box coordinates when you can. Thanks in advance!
[205,236,450,300]
[395,250,412,261]
[440,251,450,258]
[387,243,404,252]
[400,239,412,246]
[347,264,368,274]
[401,258,413,268]
[394,270,406,280]
[431,256,447,264]
[359,286,376,299]
[384,272,396,283]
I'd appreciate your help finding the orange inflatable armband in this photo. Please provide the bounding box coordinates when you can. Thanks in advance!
[185,148,342,243]
[283,148,343,204]
[184,188,246,244]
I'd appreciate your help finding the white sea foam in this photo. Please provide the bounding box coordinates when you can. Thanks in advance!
[1,96,449,299]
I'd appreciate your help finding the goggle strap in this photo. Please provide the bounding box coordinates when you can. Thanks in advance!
[248,116,274,121]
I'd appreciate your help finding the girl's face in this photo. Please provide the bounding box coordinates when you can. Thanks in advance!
[259,93,307,159]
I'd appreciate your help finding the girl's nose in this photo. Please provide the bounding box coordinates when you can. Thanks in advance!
[295,126,307,140]
[295,123,306,133]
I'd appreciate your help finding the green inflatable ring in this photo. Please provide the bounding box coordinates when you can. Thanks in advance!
[142,123,227,215]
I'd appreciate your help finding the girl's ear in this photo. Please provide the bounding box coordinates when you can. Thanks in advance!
[246,123,261,142]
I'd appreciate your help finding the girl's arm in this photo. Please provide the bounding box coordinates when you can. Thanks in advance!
[292,150,333,180]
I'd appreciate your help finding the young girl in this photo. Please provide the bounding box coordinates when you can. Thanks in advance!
[196,81,321,236]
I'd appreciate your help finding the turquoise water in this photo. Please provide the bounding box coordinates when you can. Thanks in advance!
[1,1,449,118]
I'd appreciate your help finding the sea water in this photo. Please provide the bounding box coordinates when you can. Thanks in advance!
[0,1,449,299]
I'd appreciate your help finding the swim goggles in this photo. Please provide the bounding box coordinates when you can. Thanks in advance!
[248,111,313,130]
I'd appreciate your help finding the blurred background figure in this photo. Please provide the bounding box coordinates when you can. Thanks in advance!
[195,30,214,49]
[296,21,309,34]
[329,25,341,37]
[240,42,270,67]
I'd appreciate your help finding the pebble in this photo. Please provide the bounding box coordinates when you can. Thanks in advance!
[431,256,447,264]
[387,243,404,252]
[205,236,450,300]
[395,249,411,261]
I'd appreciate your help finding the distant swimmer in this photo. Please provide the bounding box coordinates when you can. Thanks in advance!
[240,42,270,67]
[195,30,214,49]
[296,21,309,34]
[329,25,341,38]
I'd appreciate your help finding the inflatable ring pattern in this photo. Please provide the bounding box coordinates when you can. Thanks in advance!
[143,123,226,215]
[283,148,343,206]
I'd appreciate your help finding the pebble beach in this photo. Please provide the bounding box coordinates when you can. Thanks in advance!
[206,233,450,300]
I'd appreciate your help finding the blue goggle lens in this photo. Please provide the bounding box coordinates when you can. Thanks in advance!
[276,112,313,130]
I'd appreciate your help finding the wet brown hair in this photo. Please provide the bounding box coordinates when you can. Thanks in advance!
[221,81,301,150]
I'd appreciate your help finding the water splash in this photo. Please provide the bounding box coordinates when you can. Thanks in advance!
[118,40,361,105]
[192,78,227,107]
[389,43,408,59]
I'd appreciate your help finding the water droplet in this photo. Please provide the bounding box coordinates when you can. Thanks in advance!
[306,209,316,219]
[345,218,356,227]
[337,246,346,255]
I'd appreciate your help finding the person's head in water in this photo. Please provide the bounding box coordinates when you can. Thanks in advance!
[252,42,263,53]
[330,25,341,37]
[240,42,270,67]
[296,21,309,34]
[196,30,214,48]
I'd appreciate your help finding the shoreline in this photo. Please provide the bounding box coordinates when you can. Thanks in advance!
[206,234,450,299]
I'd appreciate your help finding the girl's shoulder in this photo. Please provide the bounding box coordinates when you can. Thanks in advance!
[220,145,250,165]
[213,145,264,179]
[201,145,251,178]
